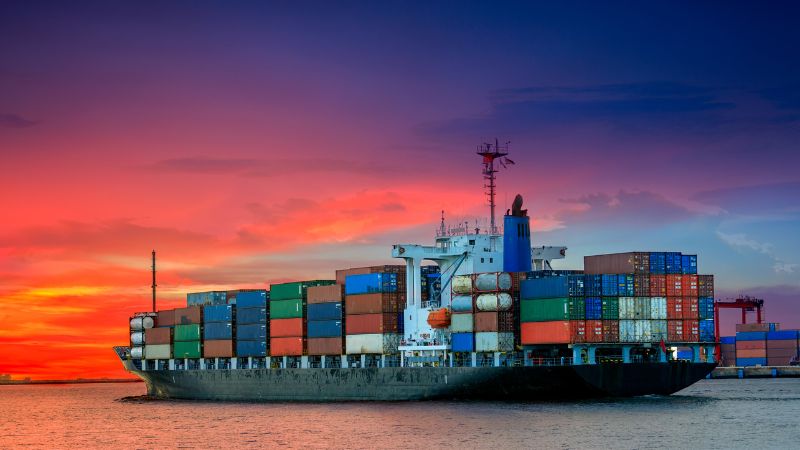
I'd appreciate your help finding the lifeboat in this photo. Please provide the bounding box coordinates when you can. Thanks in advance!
[427,308,451,329]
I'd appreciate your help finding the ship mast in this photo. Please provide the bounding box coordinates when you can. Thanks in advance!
[151,250,157,312]
[476,138,510,234]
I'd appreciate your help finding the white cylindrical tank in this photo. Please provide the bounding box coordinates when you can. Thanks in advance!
[451,296,473,312]
[474,273,512,292]
[451,275,473,295]
[129,316,154,331]
[130,346,144,359]
[130,332,145,345]
[475,292,513,311]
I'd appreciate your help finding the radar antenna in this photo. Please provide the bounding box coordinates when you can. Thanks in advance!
[476,138,513,234]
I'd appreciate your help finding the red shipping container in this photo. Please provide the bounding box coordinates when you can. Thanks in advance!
[736,340,767,350]
[667,297,684,320]
[307,284,343,304]
[174,306,202,325]
[307,337,344,355]
[145,327,172,345]
[683,319,699,341]
[270,337,305,356]
[667,320,685,342]
[521,321,571,344]
[585,320,603,343]
[345,293,404,314]
[345,313,398,334]
[666,274,682,297]
[570,320,587,343]
[737,348,767,358]
[602,320,619,342]
[697,275,714,297]
[203,339,234,357]
[649,275,667,296]
[270,318,304,337]
[473,311,515,332]
[681,275,698,297]
[634,274,650,297]
[156,309,175,327]
[683,298,699,319]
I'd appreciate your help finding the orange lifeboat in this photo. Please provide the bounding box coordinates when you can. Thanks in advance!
[427,308,451,329]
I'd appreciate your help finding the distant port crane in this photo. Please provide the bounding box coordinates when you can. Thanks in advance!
[714,296,765,360]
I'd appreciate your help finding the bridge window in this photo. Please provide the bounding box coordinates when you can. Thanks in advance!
[481,257,484,263]
[469,239,475,246]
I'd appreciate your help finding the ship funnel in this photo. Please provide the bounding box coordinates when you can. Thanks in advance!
[503,194,532,272]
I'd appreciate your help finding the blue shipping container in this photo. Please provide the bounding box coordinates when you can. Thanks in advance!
[767,330,799,340]
[699,319,715,342]
[720,336,736,345]
[520,277,568,299]
[237,307,267,324]
[676,349,693,359]
[617,274,634,297]
[307,302,343,321]
[769,323,778,332]
[307,320,343,338]
[236,290,268,308]
[345,273,398,295]
[237,324,267,340]
[236,340,267,357]
[681,255,698,274]
[585,297,602,320]
[584,275,602,296]
[736,357,767,367]
[736,331,767,341]
[665,252,682,274]
[203,304,233,323]
[649,252,666,274]
[699,297,715,320]
[451,333,474,352]
[568,275,585,297]
[601,274,618,296]
[204,322,233,340]
[187,291,227,306]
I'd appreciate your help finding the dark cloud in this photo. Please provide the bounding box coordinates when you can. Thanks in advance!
[0,113,38,128]
[145,157,391,177]
[692,182,800,215]
[556,190,694,225]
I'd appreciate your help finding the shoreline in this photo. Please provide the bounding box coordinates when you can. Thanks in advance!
[0,379,143,385]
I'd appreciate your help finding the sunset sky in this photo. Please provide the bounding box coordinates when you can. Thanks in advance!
[1,2,799,379]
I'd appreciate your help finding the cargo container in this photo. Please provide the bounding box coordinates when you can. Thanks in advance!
[583,252,650,275]
[649,274,667,296]
[270,337,304,356]
[602,320,619,342]
[568,274,585,297]
[720,336,736,345]
[650,297,667,320]
[345,293,403,314]
[683,319,699,341]
[269,318,303,337]
[451,332,475,352]
[270,299,304,319]
[736,349,767,358]
[571,320,586,343]
[203,304,233,323]
[585,320,603,343]
[520,321,571,344]
[736,323,777,333]
[737,331,767,341]
[475,293,513,311]
[520,298,568,322]
[335,265,407,286]
[666,275,682,297]
[307,302,343,321]
[520,277,568,299]
[236,340,267,357]
[451,295,473,312]
[473,272,513,292]
[618,274,635,297]
[681,255,697,274]
[475,332,514,352]
[187,291,227,306]
[307,320,343,338]
[584,275,602,296]
[618,297,636,320]
[345,333,400,354]
[237,307,267,324]
[681,275,698,297]
[651,320,667,341]
[156,310,175,327]
[585,297,602,320]
[345,273,398,295]
[633,274,650,297]
[203,340,234,358]
[601,274,618,296]
[668,320,686,342]
[271,280,335,301]
[736,357,767,366]
[697,275,714,297]
[684,298,699,319]
[236,290,268,308]
[601,297,619,320]
[307,337,343,355]
[237,324,267,340]
[768,330,798,340]
[174,324,201,341]
[173,341,202,359]
[473,311,514,332]
[346,313,399,334]
[174,306,202,325]
[204,322,233,340]
[307,284,343,304]
[698,297,714,320]
[450,313,474,332]
[649,252,666,274]
[145,327,171,345]
[144,344,171,360]
[665,252,682,274]
[736,340,767,350]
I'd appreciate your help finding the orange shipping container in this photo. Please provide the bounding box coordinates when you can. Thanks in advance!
[736,340,767,350]
[585,320,603,343]
[203,340,234,357]
[145,327,172,345]
[684,298,699,319]
[307,284,343,304]
[156,309,175,327]
[270,337,304,356]
[307,337,344,355]
[174,306,202,325]
[666,274,683,297]
[681,275,698,297]
[736,348,767,358]
[345,313,398,334]
[345,293,403,314]
[571,320,587,343]
[521,321,571,345]
[683,319,699,341]
[474,311,514,332]
[270,318,304,337]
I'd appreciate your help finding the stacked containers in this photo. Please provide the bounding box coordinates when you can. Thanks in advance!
[766,330,799,366]
[270,280,335,356]
[187,291,227,306]
[736,331,767,366]
[720,336,736,366]
[203,304,234,358]
[173,306,202,358]
[235,290,268,358]
[344,273,401,354]
[452,273,514,352]
[306,284,345,355]
[145,310,174,359]
[520,275,582,344]
[129,314,155,359]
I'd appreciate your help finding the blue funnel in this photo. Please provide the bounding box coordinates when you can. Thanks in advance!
[503,214,531,272]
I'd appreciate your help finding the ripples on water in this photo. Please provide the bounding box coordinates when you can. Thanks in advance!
[2,379,799,449]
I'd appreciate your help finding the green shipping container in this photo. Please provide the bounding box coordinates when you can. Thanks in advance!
[270,280,335,301]
[602,297,619,320]
[270,298,304,319]
[520,298,569,322]
[174,324,201,341]
[569,298,585,320]
[173,340,202,358]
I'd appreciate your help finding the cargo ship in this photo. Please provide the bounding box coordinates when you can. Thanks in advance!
[116,142,717,401]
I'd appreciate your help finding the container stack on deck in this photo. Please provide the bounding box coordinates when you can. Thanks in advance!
[173,306,202,358]
[451,273,515,352]
[767,330,800,366]
[203,304,233,358]
[235,290,268,358]
[145,310,173,359]
[344,273,401,354]
[269,281,333,356]
[306,284,345,355]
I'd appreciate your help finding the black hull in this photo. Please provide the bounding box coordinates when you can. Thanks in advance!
[129,362,715,402]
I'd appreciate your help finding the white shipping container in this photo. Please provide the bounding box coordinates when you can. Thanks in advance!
[450,313,474,332]
[650,297,667,320]
[475,293,513,311]
[634,297,651,319]
[452,275,473,295]
[651,320,668,342]
[345,333,400,355]
[635,320,652,342]
[620,320,636,341]
[144,344,171,359]
[475,332,514,352]
[619,297,636,319]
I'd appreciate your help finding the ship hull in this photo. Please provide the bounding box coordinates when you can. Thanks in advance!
[128,362,715,401]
